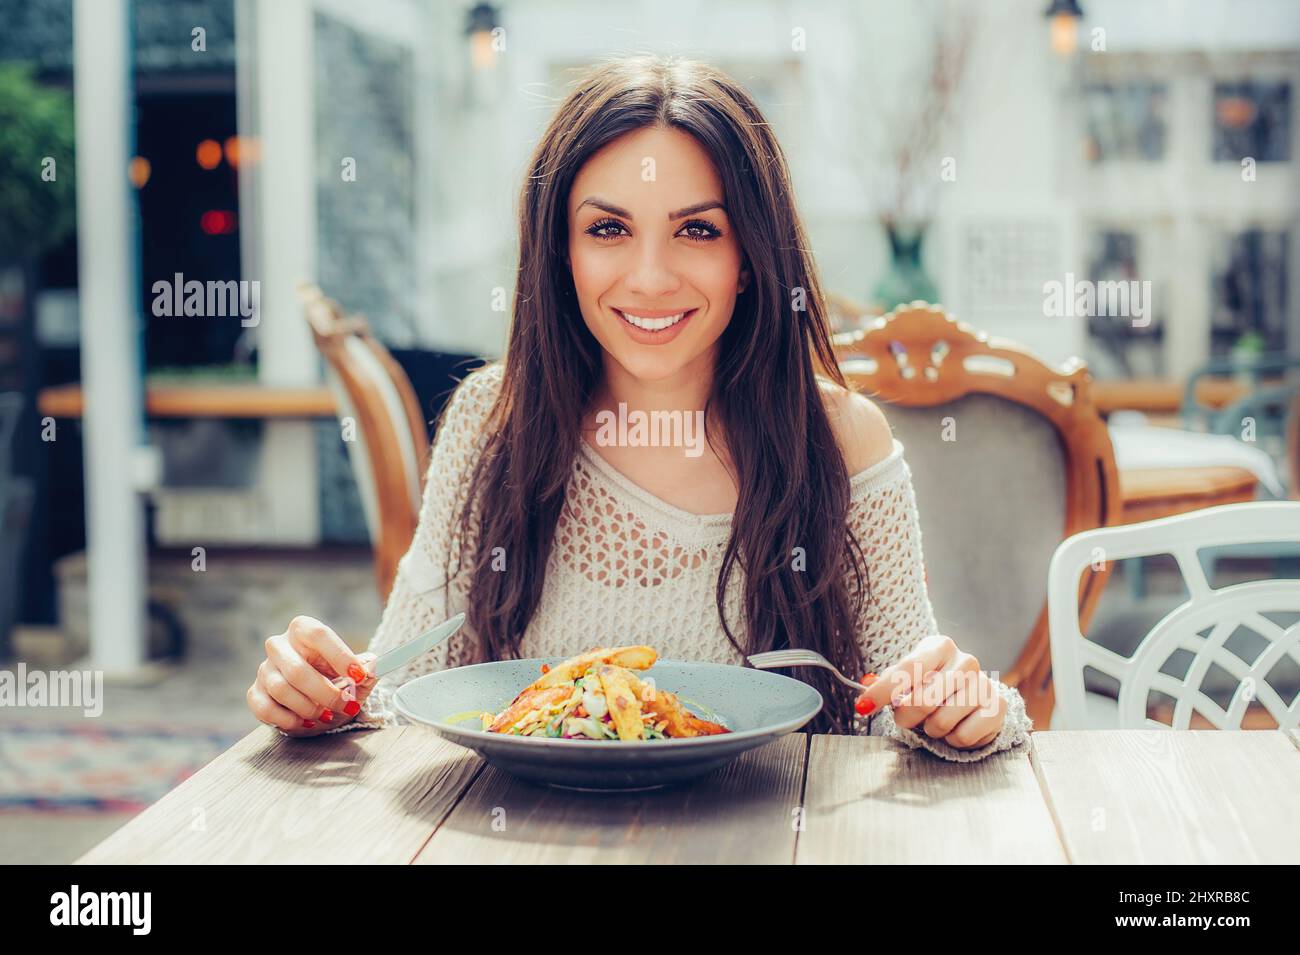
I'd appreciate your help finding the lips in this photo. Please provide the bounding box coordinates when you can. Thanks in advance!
[612,307,697,346]
[614,308,694,331]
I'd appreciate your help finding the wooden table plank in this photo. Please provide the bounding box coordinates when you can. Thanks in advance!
[70,727,1300,864]
[1032,730,1300,864]
[1119,467,1259,524]
[1092,377,1259,415]
[76,727,482,864]
[39,382,336,419]
[413,734,807,865]
[796,736,1067,864]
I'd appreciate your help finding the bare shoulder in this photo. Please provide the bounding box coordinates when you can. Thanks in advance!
[817,378,894,475]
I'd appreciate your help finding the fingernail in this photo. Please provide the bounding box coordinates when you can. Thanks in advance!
[302,719,316,728]
[320,709,334,722]
[347,663,367,683]
[343,700,361,716]
[855,697,876,716]
[861,673,878,686]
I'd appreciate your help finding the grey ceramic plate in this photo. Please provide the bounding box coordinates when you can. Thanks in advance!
[392,659,823,790]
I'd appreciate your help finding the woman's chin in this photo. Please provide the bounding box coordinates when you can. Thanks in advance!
[610,348,696,384]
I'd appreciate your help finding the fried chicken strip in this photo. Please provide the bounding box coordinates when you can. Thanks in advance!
[519,645,658,696]
[597,665,644,741]
[487,685,575,734]
[622,670,730,737]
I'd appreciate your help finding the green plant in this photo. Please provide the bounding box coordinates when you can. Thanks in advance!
[0,64,76,260]
[1232,330,1266,355]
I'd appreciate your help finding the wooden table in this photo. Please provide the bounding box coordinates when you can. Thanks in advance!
[1093,377,1264,416]
[38,382,336,418]
[1119,466,1261,524]
[76,728,1300,865]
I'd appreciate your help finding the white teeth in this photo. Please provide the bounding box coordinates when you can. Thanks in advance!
[618,310,687,331]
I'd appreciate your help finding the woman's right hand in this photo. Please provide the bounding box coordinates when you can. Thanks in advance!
[247,616,379,737]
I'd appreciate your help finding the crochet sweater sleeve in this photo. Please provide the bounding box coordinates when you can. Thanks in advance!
[847,448,1033,761]
[315,364,502,735]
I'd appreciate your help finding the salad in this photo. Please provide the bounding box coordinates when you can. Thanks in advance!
[480,646,730,741]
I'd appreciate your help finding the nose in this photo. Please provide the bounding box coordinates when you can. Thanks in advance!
[624,239,681,299]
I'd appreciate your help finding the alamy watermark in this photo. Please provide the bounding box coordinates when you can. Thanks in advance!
[594,402,706,458]
[151,272,260,327]
[1,663,103,717]
[1043,272,1152,328]
[50,885,150,935]
[877,664,1003,717]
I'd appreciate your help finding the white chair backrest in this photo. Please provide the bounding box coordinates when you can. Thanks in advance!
[1048,501,1300,730]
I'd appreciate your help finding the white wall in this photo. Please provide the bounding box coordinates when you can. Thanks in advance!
[418,0,1298,377]
[420,0,1077,359]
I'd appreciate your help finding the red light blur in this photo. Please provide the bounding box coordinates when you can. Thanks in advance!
[200,210,238,235]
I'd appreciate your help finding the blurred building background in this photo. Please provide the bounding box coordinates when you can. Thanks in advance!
[0,0,1297,854]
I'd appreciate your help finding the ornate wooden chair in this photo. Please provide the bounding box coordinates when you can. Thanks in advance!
[834,301,1121,727]
[299,284,430,600]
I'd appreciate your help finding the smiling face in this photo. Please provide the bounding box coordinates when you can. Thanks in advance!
[566,124,748,385]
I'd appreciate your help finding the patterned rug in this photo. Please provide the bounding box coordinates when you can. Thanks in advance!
[0,722,243,813]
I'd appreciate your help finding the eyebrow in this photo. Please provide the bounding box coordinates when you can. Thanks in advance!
[575,196,726,220]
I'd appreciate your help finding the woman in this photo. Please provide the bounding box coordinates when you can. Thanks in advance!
[247,55,1031,761]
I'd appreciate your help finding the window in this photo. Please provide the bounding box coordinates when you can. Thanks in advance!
[1213,81,1292,162]
[1084,229,1166,378]
[1209,228,1291,355]
[1084,81,1168,162]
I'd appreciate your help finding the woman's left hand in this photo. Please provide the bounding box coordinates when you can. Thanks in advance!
[854,634,1005,750]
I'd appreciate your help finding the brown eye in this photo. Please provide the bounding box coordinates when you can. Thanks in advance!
[679,219,722,241]
[586,218,628,240]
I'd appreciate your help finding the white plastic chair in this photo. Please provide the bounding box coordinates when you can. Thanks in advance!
[1048,501,1300,730]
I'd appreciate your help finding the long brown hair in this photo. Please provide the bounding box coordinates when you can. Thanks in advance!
[454,54,868,734]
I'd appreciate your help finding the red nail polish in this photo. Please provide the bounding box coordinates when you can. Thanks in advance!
[855,697,876,716]
[302,719,316,728]
[320,709,334,722]
[343,700,361,716]
[347,663,367,683]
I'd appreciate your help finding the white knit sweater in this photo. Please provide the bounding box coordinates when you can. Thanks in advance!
[319,362,1032,761]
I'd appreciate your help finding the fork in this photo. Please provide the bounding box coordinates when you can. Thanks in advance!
[747,648,875,693]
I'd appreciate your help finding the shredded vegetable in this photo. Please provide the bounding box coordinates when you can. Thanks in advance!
[478,646,731,741]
